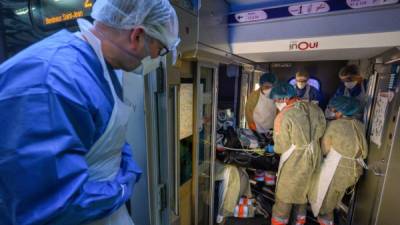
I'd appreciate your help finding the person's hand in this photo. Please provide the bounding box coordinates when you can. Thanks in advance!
[114,168,138,204]
[114,145,142,204]
[249,122,257,131]
[266,144,274,153]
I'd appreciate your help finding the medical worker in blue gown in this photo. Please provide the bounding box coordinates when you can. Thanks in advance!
[294,70,323,107]
[334,65,367,103]
[326,65,368,120]
[0,0,180,224]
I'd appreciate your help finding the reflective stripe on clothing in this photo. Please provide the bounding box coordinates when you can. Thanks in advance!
[318,218,334,225]
[272,216,289,225]
[273,101,326,204]
[295,215,306,225]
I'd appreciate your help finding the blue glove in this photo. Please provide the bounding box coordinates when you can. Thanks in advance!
[265,145,274,153]
[51,144,142,225]
[115,144,142,203]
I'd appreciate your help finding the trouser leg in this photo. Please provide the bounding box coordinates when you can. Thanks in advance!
[318,211,334,225]
[294,204,307,225]
[271,200,291,225]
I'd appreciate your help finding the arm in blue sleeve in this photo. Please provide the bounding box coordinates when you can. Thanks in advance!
[311,87,324,107]
[0,89,131,225]
[318,89,324,103]
[363,79,369,92]
[333,84,345,97]
[115,144,143,203]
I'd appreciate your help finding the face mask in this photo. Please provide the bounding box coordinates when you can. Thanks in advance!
[275,102,287,111]
[344,81,357,89]
[261,88,271,96]
[325,108,335,119]
[133,56,161,75]
[296,82,307,89]
[131,34,162,75]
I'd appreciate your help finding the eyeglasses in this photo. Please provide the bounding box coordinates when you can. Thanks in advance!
[146,35,170,57]
[159,47,169,57]
[329,107,338,113]
[339,75,360,82]
[340,77,353,82]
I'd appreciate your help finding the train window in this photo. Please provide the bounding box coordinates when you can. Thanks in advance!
[29,0,94,30]
[288,76,321,91]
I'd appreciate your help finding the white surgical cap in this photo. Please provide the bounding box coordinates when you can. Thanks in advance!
[91,0,181,54]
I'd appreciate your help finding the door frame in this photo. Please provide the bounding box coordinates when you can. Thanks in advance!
[351,62,400,225]
[192,61,219,225]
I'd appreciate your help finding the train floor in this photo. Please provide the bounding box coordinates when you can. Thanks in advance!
[226,216,267,225]
[226,216,320,225]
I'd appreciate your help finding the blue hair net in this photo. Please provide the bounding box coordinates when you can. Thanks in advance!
[328,96,362,116]
[260,72,277,85]
[269,82,296,100]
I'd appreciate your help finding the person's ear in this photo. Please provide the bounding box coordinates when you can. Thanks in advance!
[335,111,343,119]
[128,27,145,52]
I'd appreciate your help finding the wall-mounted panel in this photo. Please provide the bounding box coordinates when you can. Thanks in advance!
[230,5,400,43]
[173,6,198,56]
[228,1,400,25]
[198,0,231,53]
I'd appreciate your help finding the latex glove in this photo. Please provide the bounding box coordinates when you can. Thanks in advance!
[249,122,257,131]
[115,144,142,203]
[265,144,274,153]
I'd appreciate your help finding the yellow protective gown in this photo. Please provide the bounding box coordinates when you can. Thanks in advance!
[309,118,368,215]
[215,161,252,218]
[245,89,262,126]
[273,101,326,204]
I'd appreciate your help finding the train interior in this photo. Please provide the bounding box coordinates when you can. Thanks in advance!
[174,55,399,225]
[1,1,400,225]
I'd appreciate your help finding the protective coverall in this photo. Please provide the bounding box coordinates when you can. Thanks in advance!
[215,161,252,222]
[309,118,368,224]
[272,101,326,224]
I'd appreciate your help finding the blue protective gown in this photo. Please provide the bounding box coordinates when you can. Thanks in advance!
[333,80,368,100]
[0,30,142,225]
[295,85,323,106]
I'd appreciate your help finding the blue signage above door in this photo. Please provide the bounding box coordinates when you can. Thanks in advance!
[228,0,400,25]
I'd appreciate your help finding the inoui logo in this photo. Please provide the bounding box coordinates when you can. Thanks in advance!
[289,41,319,51]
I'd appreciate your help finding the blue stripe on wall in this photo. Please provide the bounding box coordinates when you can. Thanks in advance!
[228,0,400,24]
[229,0,313,12]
